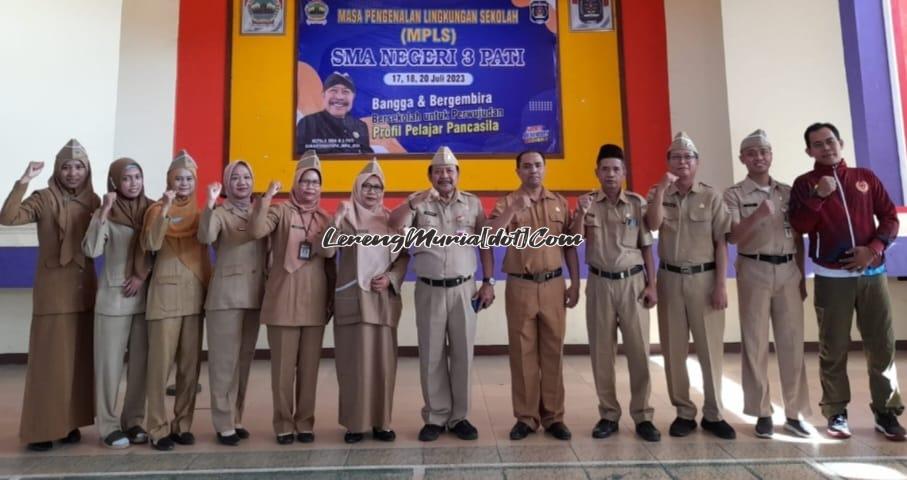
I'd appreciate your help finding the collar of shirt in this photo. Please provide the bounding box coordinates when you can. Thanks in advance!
[592,189,628,205]
[741,176,778,196]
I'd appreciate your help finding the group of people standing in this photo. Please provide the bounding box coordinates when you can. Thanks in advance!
[1,120,902,453]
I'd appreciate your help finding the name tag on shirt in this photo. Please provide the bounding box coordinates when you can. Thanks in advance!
[423,211,439,217]
[743,203,758,207]
[662,202,676,208]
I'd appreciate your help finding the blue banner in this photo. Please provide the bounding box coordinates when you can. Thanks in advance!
[295,0,561,156]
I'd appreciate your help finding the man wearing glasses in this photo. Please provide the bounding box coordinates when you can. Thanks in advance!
[646,132,735,439]
[789,122,903,441]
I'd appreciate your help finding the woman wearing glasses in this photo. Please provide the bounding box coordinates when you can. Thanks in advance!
[332,159,408,443]
[250,150,336,445]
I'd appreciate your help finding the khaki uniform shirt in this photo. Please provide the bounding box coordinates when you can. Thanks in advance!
[0,182,97,315]
[199,205,267,311]
[490,188,568,275]
[582,190,652,271]
[141,212,209,320]
[333,239,410,328]
[401,189,484,279]
[82,214,148,316]
[723,177,796,256]
[251,200,336,327]
[646,182,731,265]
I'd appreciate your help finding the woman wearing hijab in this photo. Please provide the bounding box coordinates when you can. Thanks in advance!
[332,159,408,443]
[0,139,100,451]
[82,158,152,449]
[198,160,266,446]
[141,150,211,451]
[250,150,336,445]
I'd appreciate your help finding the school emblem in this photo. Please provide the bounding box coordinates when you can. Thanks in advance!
[529,0,550,24]
[856,180,869,193]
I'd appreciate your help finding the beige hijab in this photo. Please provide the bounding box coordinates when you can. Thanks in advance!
[47,139,99,268]
[223,160,253,219]
[339,159,396,291]
[284,150,323,273]
[106,157,152,279]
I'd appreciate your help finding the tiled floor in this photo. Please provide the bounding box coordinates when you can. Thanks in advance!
[1,352,906,478]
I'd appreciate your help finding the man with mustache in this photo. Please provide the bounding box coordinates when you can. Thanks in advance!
[296,72,373,155]
[389,146,495,442]
[487,150,580,441]
[724,130,812,439]
[789,122,903,441]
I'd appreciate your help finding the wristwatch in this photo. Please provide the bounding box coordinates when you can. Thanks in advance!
[483,277,496,286]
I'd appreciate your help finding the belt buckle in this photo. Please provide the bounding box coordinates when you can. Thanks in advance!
[680,266,692,275]
[617,271,627,279]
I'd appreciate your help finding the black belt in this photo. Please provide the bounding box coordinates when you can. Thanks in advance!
[418,275,472,288]
[740,253,794,265]
[660,262,716,275]
[589,264,644,280]
[510,267,563,283]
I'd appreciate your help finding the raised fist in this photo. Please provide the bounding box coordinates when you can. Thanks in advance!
[19,161,44,184]
[815,176,837,198]
[264,180,282,199]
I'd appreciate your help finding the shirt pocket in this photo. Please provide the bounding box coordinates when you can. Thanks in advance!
[621,219,641,248]
[333,286,361,325]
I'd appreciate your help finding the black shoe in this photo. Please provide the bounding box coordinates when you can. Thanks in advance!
[27,441,53,452]
[296,432,315,443]
[344,431,364,444]
[418,424,445,442]
[784,418,813,438]
[103,430,130,449]
[754,417,773,439]
[236,427,250,440]
[592,419,619,439]
[826,413,851,439]
[545,422,572,441]
[151,437,175,451]
[125,425,149,444]
[276,433,294,445]
[509,421,535,440]
[635,421,661,442]
[669,417,697,437]
[216,432,240,446]
[60,429,81,444]
[875,412,907,441]
[169,432,195,445]
[372,428,396,442]
[450,419,479,440]
[701,419,736,439]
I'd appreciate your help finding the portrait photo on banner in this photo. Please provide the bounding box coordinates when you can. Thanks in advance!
[294,0,563,158]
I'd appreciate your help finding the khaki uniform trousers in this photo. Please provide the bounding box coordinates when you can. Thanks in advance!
[414,280,477,428]
[656,269,726,421]
[267,325,325,435]
[586,273,654,424]
[206,309,260,433]
[146,315,203,442]
[736,257,810,418]
[814,274,903,417]
[505,276,566,430]
[94,313,148,438]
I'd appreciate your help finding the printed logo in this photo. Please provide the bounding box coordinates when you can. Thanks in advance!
[856,180,869,193]
[304,0,329,26]
[529,0,550,24]
[522,125,550,144]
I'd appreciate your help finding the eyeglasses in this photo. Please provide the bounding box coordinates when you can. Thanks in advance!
[361,183,384,192]
[298,180,321,187]
[668,154,697,162]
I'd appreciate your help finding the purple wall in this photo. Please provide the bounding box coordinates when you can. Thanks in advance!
[839,0,904,204]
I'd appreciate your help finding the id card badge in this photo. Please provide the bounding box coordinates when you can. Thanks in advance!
[298,241,312,260]
[784,227,792,239]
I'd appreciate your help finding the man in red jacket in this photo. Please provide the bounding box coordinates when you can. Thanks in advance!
[789,122,903,441]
